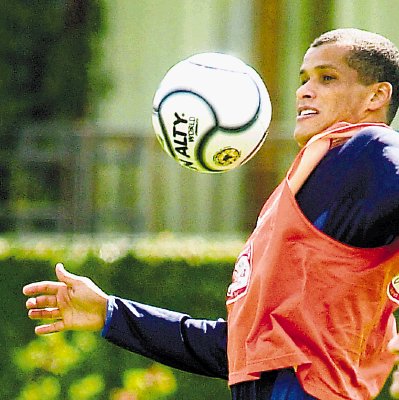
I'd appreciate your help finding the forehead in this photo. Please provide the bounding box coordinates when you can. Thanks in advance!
[300,43,353,73]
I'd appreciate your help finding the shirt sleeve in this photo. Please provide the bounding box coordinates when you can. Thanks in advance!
[102,296,228,380]
[297,127,399,247]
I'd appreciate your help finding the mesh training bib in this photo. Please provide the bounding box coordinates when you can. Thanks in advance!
[226,123,399,399]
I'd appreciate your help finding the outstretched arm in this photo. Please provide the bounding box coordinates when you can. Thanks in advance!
[23,264,228,379]
[103,296,228,379]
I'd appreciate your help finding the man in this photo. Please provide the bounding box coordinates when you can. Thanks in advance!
[23,28,399,399]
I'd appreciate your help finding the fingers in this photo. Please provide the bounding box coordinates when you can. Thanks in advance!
[26,294,62,321]
[26,294,58,310]
[34,320,65,335]
[23,281,65,297]
[26,294,64,335]
[23,263,72,336]
[22,263,78,297]
[28,307,62,320]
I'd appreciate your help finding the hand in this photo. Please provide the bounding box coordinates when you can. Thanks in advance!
[389,335,399,398]
[23,263,109,335]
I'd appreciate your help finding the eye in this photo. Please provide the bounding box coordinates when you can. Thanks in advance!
[322,75,336,82]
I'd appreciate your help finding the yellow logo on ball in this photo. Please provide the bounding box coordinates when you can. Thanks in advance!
[213,148,241,166]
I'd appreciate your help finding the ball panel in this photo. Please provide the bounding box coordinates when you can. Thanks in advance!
[152,110,175,159]
[154,90,218,172]
[204,70,260,129]
[198,114,270,172]
[154,58,261,129]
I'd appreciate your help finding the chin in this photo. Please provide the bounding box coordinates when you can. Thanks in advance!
[294,121,329,146]
[294,129,314,147]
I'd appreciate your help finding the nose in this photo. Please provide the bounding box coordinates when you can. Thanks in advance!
[296,80,316,100]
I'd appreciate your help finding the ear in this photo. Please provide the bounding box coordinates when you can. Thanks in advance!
[368,82,392,111]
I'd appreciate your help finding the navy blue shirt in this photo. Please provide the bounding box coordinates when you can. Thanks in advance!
[102,126,399,382]
[297,127,399,247]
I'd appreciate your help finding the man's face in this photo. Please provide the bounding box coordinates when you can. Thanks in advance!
[294,43,373,147]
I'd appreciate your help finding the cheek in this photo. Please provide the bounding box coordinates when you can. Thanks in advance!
[329,93,357,118]
[339,86,369,115]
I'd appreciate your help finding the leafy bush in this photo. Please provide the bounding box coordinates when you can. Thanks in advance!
[0,0,108,140]
[0,1,109,233]
[2,234,242,399]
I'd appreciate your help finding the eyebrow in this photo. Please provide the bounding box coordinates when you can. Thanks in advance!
[299,64,339,75]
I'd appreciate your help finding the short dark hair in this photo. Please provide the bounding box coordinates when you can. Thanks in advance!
[311,28,399,124]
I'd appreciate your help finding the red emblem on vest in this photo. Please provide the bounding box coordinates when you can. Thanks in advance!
[387,275,399,304]
[226,243,252,305]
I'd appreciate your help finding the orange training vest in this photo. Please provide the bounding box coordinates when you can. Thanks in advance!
[226,123,399,400]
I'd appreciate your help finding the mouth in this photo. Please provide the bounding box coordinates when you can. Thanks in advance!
[297,107,319,120]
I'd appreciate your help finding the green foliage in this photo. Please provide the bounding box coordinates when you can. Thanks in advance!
[0,0,109,142]
[2,234,238,399]
[14,329,175,400]
[68,374,105,400]
[14,332,92,375]
[115,364,176,400]
[17,376,61,400]
[0,1,110,235]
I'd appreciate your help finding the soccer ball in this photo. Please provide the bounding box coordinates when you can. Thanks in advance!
[151,52,272,173]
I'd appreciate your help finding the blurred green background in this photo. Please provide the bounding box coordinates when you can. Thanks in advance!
[3,235,242,399]
[2,0,399,399]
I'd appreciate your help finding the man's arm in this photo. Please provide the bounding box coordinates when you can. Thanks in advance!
[23,263,228,380]
[103,297,228,379]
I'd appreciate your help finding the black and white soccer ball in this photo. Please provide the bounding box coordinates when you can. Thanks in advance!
[152,52,272,173]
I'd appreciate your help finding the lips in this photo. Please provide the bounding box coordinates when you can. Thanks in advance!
[297,106,319,118]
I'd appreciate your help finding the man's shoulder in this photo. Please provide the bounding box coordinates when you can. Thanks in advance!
[350,125,399,146]
[335,126,399,158]
[330,126,399,179]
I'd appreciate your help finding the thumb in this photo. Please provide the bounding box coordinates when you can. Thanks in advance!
[55,263,79,286]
